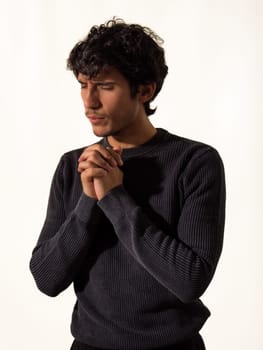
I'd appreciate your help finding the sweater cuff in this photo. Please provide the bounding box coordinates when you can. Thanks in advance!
[74,192,100,223]
[97,185,136,224]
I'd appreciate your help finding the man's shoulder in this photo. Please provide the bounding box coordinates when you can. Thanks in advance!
[162,130,224,180]
[161,129,217,156]
[63,146,86,160]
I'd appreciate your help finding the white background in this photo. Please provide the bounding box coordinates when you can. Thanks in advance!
[1,0,262,349]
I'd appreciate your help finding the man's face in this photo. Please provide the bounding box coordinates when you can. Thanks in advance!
[78,67,145,138]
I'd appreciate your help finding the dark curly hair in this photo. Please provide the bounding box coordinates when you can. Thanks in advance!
[67,18,168,116]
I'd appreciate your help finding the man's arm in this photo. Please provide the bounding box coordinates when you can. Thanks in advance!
[30,154,102,297]
[97,148,226,303]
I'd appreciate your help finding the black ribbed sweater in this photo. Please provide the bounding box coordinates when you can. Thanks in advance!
[30,129,225,349]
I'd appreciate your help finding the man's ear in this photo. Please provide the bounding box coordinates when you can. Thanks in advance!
[138,82,157,103]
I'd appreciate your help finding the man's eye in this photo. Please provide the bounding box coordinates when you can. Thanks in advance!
[99,84,114,90]
[80,84,87,89]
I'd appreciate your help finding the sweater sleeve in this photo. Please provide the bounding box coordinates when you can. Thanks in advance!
[30,155,101,297]
[98,148,226,303]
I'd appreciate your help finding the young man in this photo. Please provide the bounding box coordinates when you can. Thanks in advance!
[30,19,225,350]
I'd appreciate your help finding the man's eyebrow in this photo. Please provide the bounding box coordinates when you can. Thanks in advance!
[77,79,115,84]
[91,80,116,84]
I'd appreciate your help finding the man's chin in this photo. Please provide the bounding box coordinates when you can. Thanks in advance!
[91,127,111,138]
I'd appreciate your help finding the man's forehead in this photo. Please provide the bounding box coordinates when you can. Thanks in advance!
[78,67,118,81]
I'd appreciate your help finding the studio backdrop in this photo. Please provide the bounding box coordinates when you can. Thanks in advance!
[1,1,262,349]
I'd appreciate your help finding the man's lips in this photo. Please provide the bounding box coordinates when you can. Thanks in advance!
[87,114,106,125]
[85,111,105,118]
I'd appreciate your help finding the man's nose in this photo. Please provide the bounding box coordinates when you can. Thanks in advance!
[83,87,101,109]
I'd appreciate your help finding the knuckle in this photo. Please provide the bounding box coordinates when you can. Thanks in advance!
[88,143,104,153]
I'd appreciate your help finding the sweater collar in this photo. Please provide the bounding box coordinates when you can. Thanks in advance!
[100,128,169,159]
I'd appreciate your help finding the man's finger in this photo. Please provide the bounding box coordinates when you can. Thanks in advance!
[78,159,112,173]
[78,144,113,162]
[106,147,123,166]
[81,167,108,181]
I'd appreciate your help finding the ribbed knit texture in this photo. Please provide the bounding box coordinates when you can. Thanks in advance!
[30,129,225,349]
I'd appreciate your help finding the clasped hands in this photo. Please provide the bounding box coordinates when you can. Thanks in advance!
[78,144,123,200]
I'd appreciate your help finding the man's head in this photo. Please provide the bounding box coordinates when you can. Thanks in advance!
[67,18,168,116]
